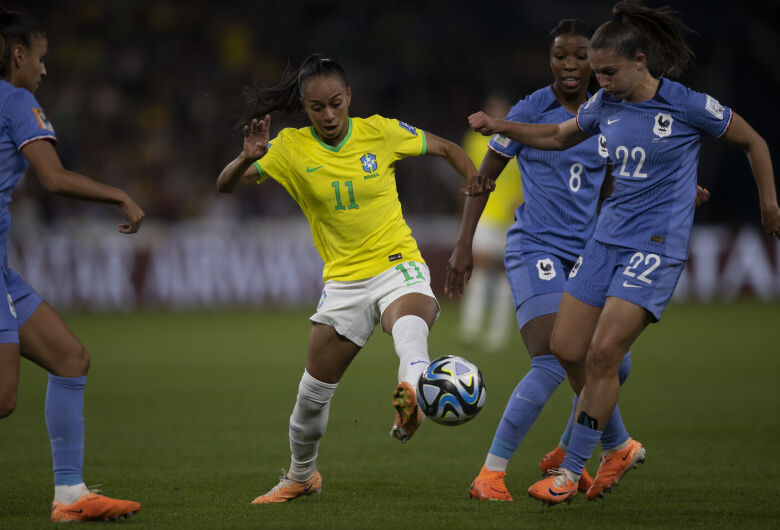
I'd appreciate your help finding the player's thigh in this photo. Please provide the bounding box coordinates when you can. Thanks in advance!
[378,261,439,333]
[19,302,89,378]
[306,323,361,384]
[550,292,602,366]
[519,313,558,358]
[0,343,21,417]
[586,297,650,377]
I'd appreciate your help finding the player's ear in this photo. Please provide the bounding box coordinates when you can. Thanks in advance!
[634,52,647,71]
[345,86,352,107]
[12,44,26,68]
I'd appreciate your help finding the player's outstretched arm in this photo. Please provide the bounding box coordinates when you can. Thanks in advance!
[21,140,144,234]
[469,112,590,151]
[218,115,271,193]
[424,131,495,197]
[445,150,510,299]
[720,111,780,238]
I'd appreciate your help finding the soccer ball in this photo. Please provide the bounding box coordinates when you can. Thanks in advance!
[416,355,486,426]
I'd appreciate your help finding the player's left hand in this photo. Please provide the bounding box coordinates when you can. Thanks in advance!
[445,244,473,299]
[695,185,710,206]
[461,175,495,196]
[760,203,780,239]
[468,111,499,136]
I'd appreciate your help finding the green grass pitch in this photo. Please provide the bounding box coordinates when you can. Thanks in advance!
[2,300,778,528]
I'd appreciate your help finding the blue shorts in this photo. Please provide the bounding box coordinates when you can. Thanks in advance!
[505,247,577,330]
[565,239,685,321]
[0,267,43,344]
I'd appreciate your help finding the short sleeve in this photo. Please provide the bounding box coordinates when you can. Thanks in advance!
[683,88,732,138]
[254,131,291,184]
[381,117,426,159]
[576,90,604,135]
[2,89,57,150]
[488,98,531,158]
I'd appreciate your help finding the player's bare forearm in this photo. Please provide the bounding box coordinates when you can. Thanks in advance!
[217,153,258,193]
[469,112,588,151]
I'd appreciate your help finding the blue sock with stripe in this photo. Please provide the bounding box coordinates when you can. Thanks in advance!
[488,355,566,461]
[46,375,86,486]
[561,421,602,475]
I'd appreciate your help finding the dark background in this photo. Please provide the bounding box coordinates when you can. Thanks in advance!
[10,0,780,226]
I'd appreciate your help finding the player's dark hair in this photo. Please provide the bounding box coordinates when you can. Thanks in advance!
[242,54,348,125]
[548,19,594,44]
[590,1,694,79]
[0,5,45,78]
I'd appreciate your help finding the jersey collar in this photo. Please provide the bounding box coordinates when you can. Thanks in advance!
[310,117,353,152]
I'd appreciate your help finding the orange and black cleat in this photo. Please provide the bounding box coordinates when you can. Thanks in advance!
[539,445,594,493]
[586,438,645,500]
[528,468,579,506]
[389,382,424,443]
[468,465,513,501]
[252,470,323,504]
[51,491,140,522]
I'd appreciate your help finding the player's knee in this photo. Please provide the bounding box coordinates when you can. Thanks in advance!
[585,341,622,379]
[57,345,90,377]
[549,333,577,368]
[0,393,17,418]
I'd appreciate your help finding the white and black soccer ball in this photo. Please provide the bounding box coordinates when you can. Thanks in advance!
[416,355,486,426]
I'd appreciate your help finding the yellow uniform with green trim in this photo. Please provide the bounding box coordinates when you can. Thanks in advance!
[255,115,427,282]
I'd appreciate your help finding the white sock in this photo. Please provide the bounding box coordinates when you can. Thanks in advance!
[484,454,509,473]
[485,276,513,351]
[54,482,89,504]
[459,269,488,342]
[391,315,430,385]
[287,370,337,482]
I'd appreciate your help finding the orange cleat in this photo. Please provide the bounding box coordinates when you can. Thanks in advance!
[50,491,141,522]
[468,465,513,501]
[539,446,594,493]
[528,468,579,506]
[252,470,323,504]
[389,382,424,443]
[586,438,645,500]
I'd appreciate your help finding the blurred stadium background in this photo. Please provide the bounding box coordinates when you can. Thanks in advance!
[7,0,780,310]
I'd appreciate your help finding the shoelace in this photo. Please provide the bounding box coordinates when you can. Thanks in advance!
[547,468,577,488]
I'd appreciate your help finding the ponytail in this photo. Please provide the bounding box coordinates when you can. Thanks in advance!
[590,1,695,79]
[242,54,348,126]
[0,5,45,78]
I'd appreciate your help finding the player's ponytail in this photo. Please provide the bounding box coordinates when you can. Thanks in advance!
[0,5,45,78]
[591,1,694,79]
[242,54,348,126]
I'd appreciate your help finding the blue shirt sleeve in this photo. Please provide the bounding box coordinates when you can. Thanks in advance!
[488,98,531,158]
[683,88,732,138]
[576,90,604,135]
[2,89,57,150]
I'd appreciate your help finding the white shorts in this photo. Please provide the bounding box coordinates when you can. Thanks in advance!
[310,261,440,347]
[473,220,508,258]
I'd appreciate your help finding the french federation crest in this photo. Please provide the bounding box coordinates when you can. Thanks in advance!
[360,153,378,173]
[536,258,556,281]
[653,113,673,138]
[598,134,609,158]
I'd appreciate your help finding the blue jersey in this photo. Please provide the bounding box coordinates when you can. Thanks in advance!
[577,78,731,260]
[490,86,609,260]
[0,80,57,264]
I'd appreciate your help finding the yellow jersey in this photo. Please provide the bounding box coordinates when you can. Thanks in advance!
[255,115,427,282]
[462,130,523,227]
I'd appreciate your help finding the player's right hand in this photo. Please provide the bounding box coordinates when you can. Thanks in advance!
[444,245,473,299]
[761,203,780,240]
[468,111,498,136]
[243,115,271,160]
[118,193,145,234]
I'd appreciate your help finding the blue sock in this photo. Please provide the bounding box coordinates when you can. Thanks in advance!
[488,355,566,459]
[600,404,629,450]
[46,375,86,486]
[559,395,577,448]
[561,422,602,474]
[618,350,632,384]
[559,350,632,449]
